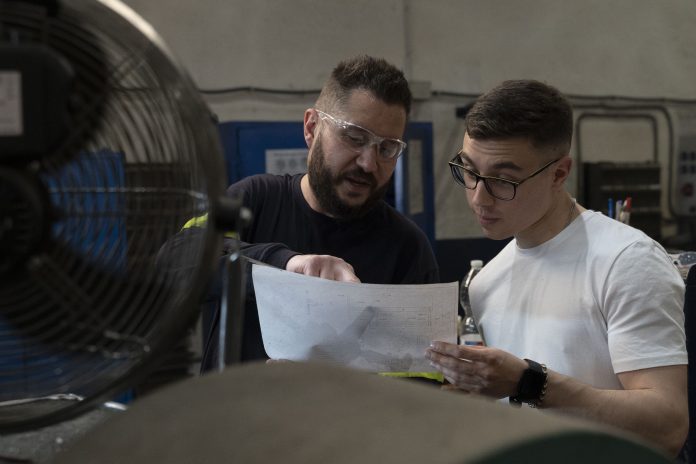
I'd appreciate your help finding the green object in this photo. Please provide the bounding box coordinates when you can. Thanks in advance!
[379,372,444,382]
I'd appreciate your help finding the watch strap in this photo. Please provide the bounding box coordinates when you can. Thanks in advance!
[509,358,548,408]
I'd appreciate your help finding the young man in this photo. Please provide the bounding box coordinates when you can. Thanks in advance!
[199,55,439,364]
[425,80,687,456]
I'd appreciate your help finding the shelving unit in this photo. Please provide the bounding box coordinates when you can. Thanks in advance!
[583,162,662,240]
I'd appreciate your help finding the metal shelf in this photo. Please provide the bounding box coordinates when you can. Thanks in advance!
[599,184,661,192]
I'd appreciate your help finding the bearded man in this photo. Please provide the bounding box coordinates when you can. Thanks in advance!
[199,55,439,364]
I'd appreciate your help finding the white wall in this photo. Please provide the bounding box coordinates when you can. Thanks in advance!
[123,0,696,239]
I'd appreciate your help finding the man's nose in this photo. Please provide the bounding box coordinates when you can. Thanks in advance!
[470,180,495,206]
[355,143,379,173]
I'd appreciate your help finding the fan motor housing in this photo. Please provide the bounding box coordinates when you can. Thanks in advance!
[0,45,74,161]
[0,166,49,276]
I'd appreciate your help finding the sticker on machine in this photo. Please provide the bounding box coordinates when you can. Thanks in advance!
[0,71,23,136]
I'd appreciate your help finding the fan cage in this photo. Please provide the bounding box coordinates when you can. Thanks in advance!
[0,0,225,431]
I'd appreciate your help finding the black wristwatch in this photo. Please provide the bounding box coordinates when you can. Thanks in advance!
[509,358,548,408]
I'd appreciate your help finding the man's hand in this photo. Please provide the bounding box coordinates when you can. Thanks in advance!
[425,341,526,398]
[286,254,361,283]
[426,342,688,457]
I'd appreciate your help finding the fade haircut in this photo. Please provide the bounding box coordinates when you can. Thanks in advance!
[465,80,573,156]
[316,55,412,116]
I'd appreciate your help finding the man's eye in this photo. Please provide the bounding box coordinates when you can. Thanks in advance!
[342,129,368,145]
[347,135,365,144]
[378,144,391,156]
[463,171,478,181]
[463,170,476,176]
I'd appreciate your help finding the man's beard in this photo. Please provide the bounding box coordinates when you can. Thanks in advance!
[307,136,389,221]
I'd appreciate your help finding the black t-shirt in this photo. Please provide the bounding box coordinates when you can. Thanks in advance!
[229,173,439,285]
[196,173,439,366]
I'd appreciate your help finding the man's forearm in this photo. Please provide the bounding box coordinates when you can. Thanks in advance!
[234,240,298,269]
[542,368,687,457]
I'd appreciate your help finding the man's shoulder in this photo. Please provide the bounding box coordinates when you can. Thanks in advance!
[583,210,646,237]
[227,173,301,197]
[228,173,298,190]
[574,211,681,284]
[582,211,660,255]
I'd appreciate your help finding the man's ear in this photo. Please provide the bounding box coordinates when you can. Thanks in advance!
[303,109,317,148]
[553,155,573,188]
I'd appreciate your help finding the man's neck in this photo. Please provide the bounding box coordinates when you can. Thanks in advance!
[515,193,582,249]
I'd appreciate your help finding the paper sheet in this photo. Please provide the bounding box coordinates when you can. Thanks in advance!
[252,264,458,372]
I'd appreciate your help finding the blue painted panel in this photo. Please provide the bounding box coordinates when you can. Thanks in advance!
[402,122,435,245]
[219,122,306,184]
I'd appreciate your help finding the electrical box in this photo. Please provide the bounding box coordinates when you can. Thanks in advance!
[674,135,696,216]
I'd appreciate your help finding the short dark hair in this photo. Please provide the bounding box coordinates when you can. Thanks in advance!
[316,55,412,115]
[465,80,573,155]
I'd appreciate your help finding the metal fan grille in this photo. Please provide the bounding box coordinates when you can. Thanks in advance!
[0,0,224,431]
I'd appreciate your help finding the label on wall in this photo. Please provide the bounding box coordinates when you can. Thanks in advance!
[265,148,308,175]
[0,71,22,136]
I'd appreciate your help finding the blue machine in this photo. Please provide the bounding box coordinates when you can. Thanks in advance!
[218,121,435,245]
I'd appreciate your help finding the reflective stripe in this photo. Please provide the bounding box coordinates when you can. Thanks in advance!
[181,214,209,230]
[181,213,238,238]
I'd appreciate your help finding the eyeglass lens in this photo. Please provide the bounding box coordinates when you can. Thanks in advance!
[336,125,402,159]
[316,110,403,159]
[451,164,516,200]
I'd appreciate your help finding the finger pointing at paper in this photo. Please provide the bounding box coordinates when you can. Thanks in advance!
[286,254,361,283]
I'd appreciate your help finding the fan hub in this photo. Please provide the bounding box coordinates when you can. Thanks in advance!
[0,167,48,276]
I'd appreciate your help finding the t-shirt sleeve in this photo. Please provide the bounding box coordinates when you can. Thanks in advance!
[603,239,687,373]
[233,241,299,269]
[225,176,300,270]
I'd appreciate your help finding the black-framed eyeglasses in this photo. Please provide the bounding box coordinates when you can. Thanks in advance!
[314,109,407,160]
[448,151,562,201]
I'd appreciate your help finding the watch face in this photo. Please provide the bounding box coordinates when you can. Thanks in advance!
[516,359,547,402]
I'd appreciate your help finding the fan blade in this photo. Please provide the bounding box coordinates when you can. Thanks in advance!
[0,240,166,399]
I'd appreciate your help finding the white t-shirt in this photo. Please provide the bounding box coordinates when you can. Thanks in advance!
[470,210,687,390]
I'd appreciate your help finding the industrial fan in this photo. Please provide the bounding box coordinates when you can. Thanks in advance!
[0,0,238,434]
